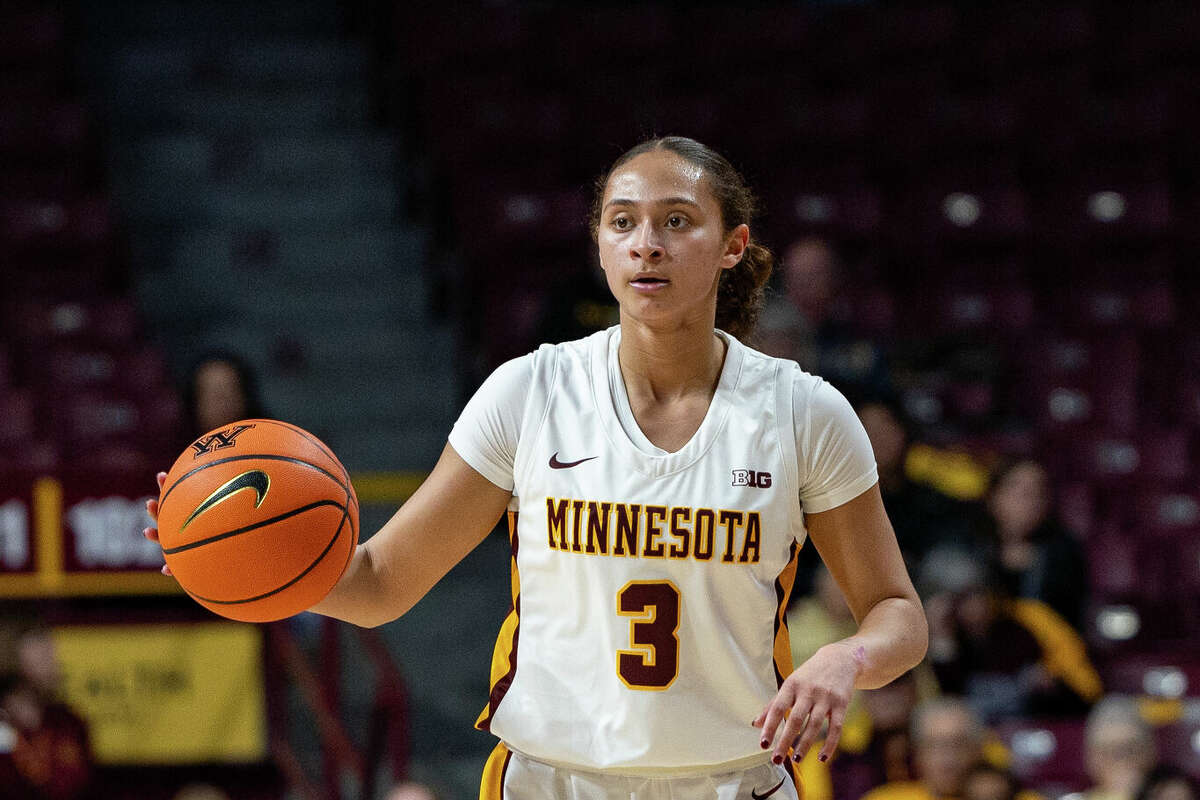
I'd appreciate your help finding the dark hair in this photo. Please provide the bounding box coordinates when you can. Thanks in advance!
[182,350,266,434]
[1136,766,1200,800]
[964,762,1022,800]
[589,136,774,341]
[852,390,914,440]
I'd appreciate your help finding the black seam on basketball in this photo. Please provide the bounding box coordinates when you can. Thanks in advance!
[161,499,345,555]
[160,454,348,516]
[185,503,351,606]
[256,419,346,481]
[339,482,356,573]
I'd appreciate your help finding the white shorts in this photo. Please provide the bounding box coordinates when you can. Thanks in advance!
[480,742,802,800]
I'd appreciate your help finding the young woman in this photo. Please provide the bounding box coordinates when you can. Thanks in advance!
[147,137,926,799]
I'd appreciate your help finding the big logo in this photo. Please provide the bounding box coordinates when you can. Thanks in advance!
[731,469,772,488]
[191,424,256,459]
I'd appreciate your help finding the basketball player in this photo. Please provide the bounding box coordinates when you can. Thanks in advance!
[146,137,926,799]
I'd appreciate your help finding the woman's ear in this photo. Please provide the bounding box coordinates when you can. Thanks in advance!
[723,224,750,270]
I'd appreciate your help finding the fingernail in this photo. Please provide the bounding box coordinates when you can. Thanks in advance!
[793,752,803,762]
[772,754,783,765]
[818,754,828,763]
[760,739,769,749]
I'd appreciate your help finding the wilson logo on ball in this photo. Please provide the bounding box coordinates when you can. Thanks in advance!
[182,469,271,531]
[190,423,256,458]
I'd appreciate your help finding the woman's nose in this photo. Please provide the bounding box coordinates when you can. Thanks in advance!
[630,227,664,261]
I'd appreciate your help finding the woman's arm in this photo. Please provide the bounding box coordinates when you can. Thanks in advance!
[309,443,513,628]
[755,484,927,765]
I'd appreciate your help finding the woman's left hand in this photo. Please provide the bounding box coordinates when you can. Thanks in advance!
[752,640,864,765]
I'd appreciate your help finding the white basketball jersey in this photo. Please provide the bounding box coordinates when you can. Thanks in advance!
[451,327,876,774]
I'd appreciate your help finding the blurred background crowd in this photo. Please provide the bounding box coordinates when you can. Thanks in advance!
[0,0,1198,798]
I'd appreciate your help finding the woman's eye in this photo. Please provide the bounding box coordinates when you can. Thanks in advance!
[666,215,687,228]
[612,216,632,230]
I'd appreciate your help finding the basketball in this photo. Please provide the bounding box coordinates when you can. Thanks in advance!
[156,419,358,622]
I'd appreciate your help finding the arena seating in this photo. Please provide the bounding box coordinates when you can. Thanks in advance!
[0,4,180,475]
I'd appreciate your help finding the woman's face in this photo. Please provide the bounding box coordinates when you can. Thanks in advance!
[988,460,1051,539]
[194,360,248,433]
[596,150,747,330]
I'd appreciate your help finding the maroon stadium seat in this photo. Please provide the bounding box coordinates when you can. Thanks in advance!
[1156,719,1200,779]
[0,389,36,447]
[1102,653,1200,699]
[996,718,1089,792]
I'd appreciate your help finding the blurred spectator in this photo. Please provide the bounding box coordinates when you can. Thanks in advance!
[963,762,1024,800]
[1084,697,1157,800]
[12,622,63,698]
[171,784,232,800]
[385,781,439,800]
[922,548,1102,722]
[0,671,93,800]
[183,350,266,438]
[1135,767,1199,800]
[860,696,984,800]
[979,459,1089,628]
[758,236,888,397]
[857,395,978,568]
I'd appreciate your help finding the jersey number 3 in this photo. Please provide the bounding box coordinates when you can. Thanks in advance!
[616,580,680,690]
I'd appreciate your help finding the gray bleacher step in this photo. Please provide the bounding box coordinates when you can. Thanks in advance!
[163,226,424,272]
[259,371,456,431]
[139,228,427,289]
[133,268,430,331]
[222,40,368,85]
[324,425,449,472]
[124,132,397,184]
[298,323,457,372]
[111,84,369,133]
[110,39,367,90]
[226,284,431,328]
[85,0,334,37]
[173,321,457,388]
[122,167,398,210]
[119,179,396,225]
[134,258,430,323]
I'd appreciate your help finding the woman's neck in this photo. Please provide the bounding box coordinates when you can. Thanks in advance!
[617,313,726,402]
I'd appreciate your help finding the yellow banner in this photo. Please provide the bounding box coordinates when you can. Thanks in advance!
[53,623,266,765]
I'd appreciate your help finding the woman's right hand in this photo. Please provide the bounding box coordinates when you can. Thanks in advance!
[142,471,173,576]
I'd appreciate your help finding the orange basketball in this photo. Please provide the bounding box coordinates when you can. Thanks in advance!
[157,419,358,622]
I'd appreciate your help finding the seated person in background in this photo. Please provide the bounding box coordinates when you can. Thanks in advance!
[385,782,440,800]
[922,548,1101,722]
[171,785,233,800]
[1084,697,1158,800]
[0,672,92,800]
[861,696,985,800]
[979,459,1088,628]
[183,350,266,438]
[757,235,889,397]
[963,763,1026,800]
[857,395,978,568]
[1135,767,1199,800]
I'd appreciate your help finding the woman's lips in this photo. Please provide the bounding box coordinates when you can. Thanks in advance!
[630,277,669,291]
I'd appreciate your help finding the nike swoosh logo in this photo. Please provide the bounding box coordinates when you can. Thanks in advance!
[181,470,270,531]
[751,776,787,799]
[548,452,597,469]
